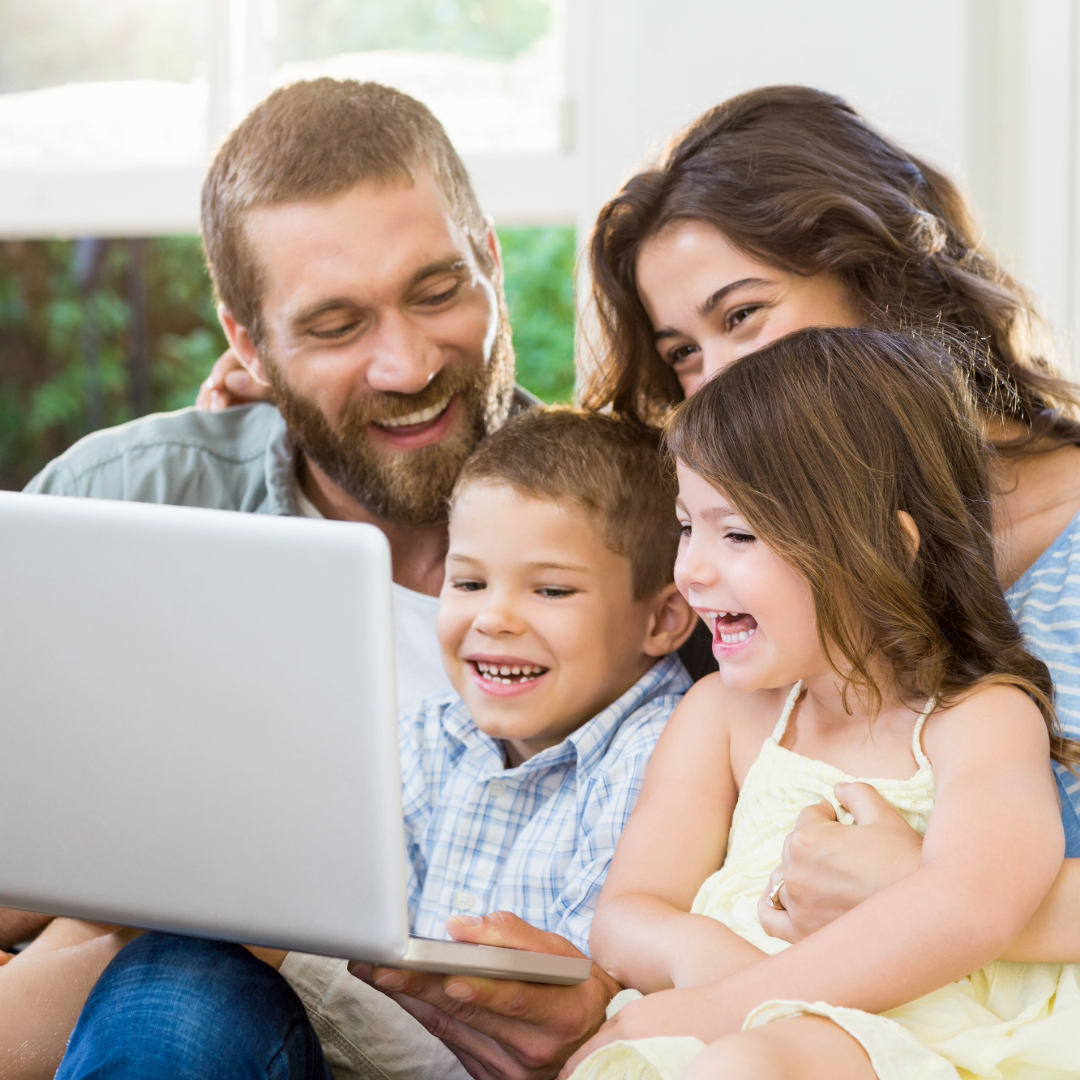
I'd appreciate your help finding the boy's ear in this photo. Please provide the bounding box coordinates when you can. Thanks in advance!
[641,582,698,658]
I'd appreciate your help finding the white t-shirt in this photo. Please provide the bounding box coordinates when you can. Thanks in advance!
[294,484,453,713]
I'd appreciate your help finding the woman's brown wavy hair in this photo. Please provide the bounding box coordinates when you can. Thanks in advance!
[667,326,1079,767]
[586,85,1080,445]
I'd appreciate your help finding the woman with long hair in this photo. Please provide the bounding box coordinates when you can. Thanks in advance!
[582,84,1080,959]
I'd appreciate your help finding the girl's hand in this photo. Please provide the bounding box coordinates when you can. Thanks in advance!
[558,986,717,1079]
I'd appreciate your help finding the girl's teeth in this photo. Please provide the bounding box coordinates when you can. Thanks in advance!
[719,628,756,645]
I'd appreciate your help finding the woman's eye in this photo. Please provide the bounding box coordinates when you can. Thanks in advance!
[726,531,755,545]
[666,343,700,368]
[727,304,763,331]
[452,579,486,592]
[537,587,576,599]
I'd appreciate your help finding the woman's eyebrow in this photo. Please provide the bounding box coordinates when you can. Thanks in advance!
[653,276,773,341]
[697,277,773,318]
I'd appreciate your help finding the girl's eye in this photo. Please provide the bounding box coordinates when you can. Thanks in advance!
[726,531,755,545]
[452,579,486,592]
[727,304,763,331]
[678,523,692,539]
[310,320,361,340]
[537,587,576,599]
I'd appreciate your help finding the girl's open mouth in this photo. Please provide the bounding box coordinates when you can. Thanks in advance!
[468,658,550,696]
[708,611,759,653]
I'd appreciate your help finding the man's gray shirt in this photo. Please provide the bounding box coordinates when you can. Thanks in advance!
[23,401,459,709]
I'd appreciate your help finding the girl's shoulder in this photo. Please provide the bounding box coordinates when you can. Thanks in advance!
[671,674,799,781]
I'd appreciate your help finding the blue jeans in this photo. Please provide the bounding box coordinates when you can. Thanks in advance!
[56,933,332,1080]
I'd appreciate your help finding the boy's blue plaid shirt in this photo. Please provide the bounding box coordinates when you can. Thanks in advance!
[400,652,691,954]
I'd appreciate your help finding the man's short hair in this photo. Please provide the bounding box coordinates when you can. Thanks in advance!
[452,407,678,600]
[201,79,491,345]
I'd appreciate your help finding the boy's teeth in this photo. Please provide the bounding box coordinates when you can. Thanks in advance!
[379,395,452,428]
[475,661,547,683]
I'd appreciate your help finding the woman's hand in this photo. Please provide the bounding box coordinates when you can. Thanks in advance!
[759,783,923,942]
[195,349,274,411]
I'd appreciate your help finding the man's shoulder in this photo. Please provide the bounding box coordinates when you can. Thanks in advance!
[25,404,289,512]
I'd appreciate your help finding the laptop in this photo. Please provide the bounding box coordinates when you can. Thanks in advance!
[0,491,590,986]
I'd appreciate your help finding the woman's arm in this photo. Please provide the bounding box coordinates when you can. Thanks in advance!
[589,678,768,991]
[770,778,1080,961]
[0,918,136,1080]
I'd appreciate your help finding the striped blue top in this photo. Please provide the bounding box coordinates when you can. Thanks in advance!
[1005,510,1080,857]
[399,652,691,954]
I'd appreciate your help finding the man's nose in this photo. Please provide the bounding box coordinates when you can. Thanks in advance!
[364,310,444,395]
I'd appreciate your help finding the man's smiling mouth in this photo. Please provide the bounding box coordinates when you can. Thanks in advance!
[376,395,454,429]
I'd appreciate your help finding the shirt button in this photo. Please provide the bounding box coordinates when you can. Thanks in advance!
[489,780,507,797]
[454,890,476,911]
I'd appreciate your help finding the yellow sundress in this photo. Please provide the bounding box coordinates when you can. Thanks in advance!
[572,682,1080,1080]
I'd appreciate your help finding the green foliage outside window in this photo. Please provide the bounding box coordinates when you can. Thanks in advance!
[0,226,576,490]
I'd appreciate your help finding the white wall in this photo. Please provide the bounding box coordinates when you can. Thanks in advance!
[568,0,1080,373]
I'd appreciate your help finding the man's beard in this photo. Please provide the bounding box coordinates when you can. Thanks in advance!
[265,324,515,527]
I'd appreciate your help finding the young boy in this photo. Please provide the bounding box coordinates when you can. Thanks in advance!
[279,407,696,1079]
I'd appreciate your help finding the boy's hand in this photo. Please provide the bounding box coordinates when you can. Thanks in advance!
[350,912,620,1080]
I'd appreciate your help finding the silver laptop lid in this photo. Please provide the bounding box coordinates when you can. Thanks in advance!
[0,490,409,961]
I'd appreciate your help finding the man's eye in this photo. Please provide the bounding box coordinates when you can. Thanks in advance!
[309,321,361,340]
[452,579,486,592]
[417,282,461,307]
[537,587,576,599]
[727,304,763,330]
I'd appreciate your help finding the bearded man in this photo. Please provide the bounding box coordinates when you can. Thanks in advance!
[21,80,622,1080]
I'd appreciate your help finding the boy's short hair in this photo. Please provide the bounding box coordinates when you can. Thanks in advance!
[202,79,492,346]
[452,407,677,599]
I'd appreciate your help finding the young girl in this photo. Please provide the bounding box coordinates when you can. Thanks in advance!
[563,326,1080,1080]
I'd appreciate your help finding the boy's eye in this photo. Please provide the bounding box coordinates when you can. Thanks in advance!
[452,579,486,592]
[537,586,576,599]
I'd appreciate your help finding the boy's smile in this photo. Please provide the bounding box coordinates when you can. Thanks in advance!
[438,482,676,766]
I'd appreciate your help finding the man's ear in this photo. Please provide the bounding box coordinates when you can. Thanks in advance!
[218,304,273,388]
[642,582,699,658]
[898,510,921,564]
[483,218,503,280]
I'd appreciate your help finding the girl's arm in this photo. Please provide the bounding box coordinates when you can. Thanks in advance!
[588,682,1065,1052]
[0,918,136,1080]
[589,678,769,992]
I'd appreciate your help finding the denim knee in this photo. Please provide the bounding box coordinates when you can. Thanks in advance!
[57,932,331,1080]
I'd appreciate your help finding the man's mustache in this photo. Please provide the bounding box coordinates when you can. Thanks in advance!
[338,366,484,430]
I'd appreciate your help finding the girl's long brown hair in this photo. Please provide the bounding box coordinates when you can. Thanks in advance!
[586,85,1080,444]
[667,326,1079,767]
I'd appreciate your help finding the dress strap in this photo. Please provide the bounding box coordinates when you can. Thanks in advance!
[911,697,936,772]
[770,681,805,743]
